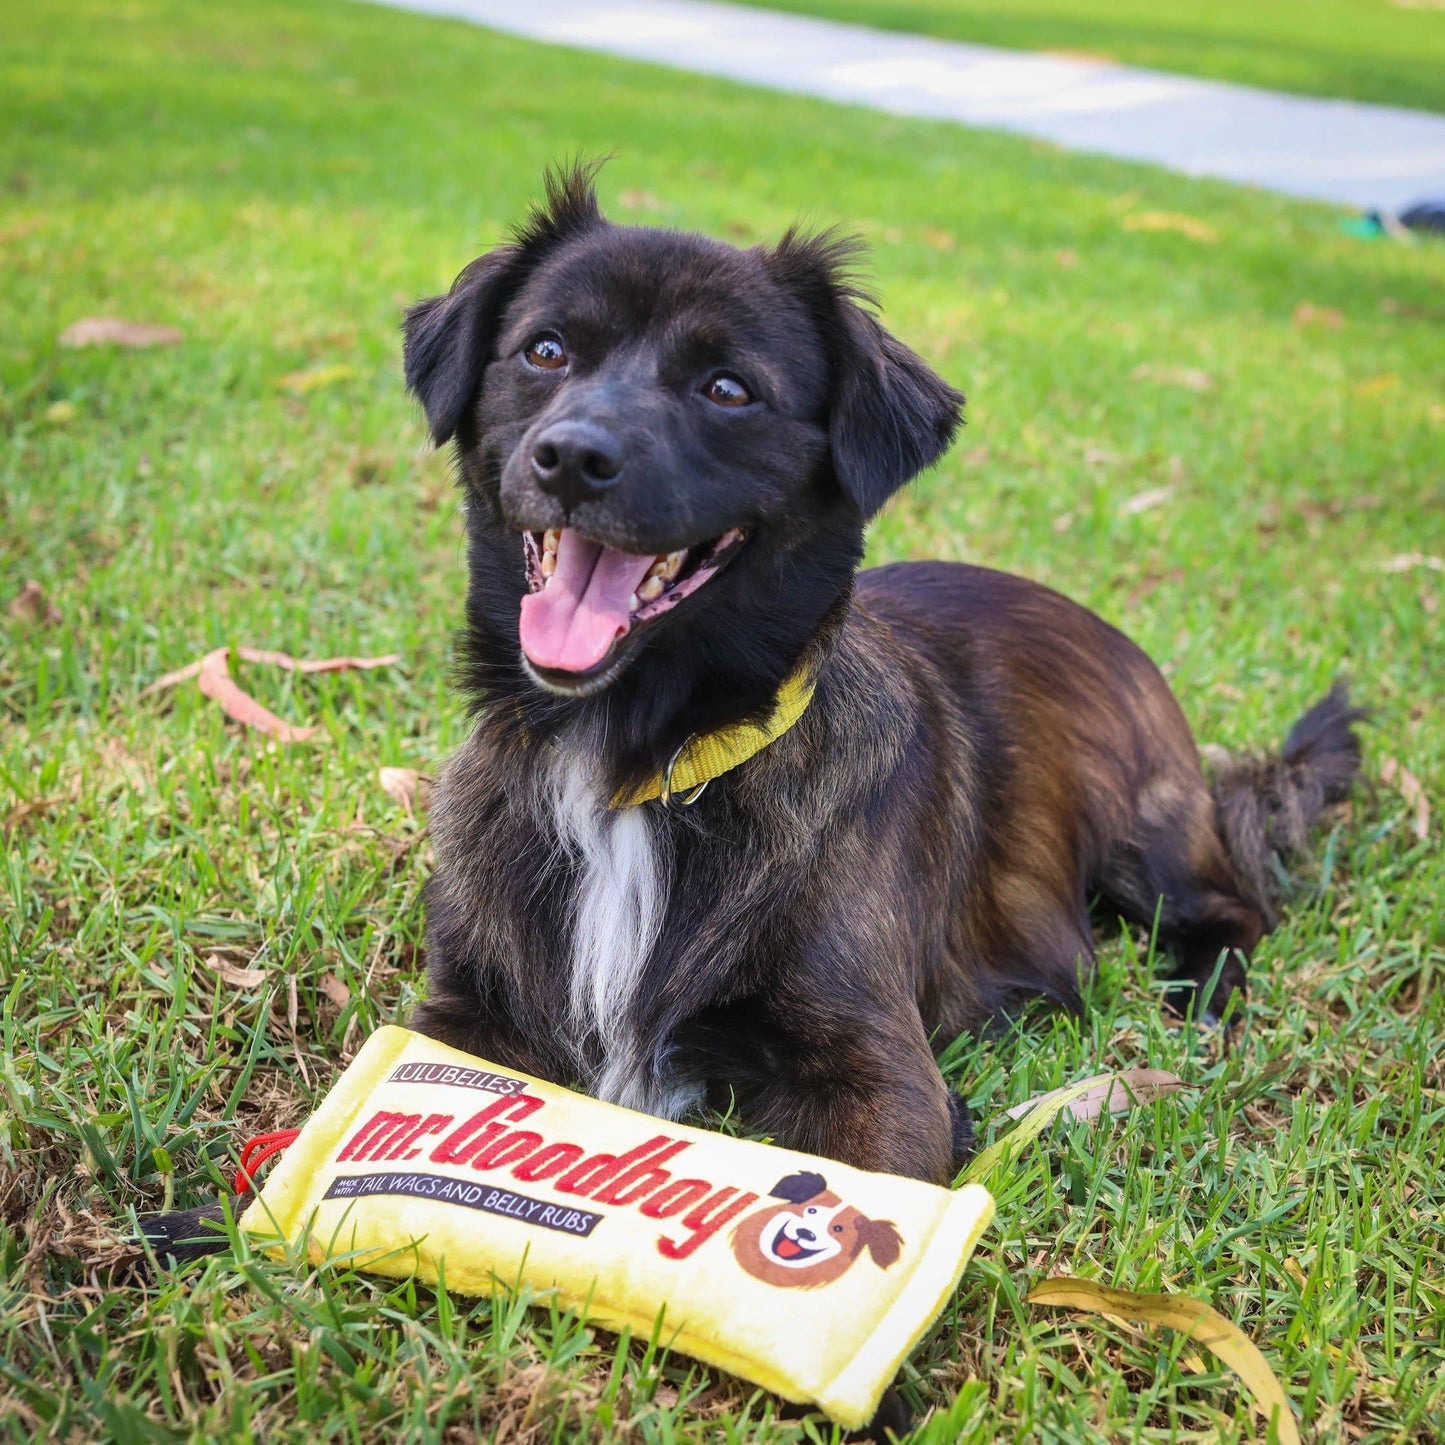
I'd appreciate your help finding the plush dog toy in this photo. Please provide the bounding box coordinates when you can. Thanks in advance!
[225,1026,993,1427]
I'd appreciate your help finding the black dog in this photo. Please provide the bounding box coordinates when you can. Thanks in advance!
[400,162,1362,1187]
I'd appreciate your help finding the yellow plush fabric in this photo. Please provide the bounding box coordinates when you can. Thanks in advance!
[241,1027,994,1428]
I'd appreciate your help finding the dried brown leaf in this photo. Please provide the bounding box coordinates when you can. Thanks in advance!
[1381,757,1431,841]
[1380,552,1444,574]
[320,972,351,1008]
[1131,363,1214,393]
[59,317,183,348]
[198,648,319,742]
[379,766,434,814]
[1292,302,1343,328]
[1118,485,1175,517]
[140,646,400,742]
[1005,1068,1188,1121]
[8,580,61,626]
[206,952,266,988]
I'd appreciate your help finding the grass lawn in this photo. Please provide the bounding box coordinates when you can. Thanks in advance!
[734,0,1445,115]
[2,0,1443,1440]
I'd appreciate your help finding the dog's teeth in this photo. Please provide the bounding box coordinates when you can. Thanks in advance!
[637,574,665,603]
[628,591,641,614]
[650,550,686,581]
[541,552,556,579]
[543,528,561,554]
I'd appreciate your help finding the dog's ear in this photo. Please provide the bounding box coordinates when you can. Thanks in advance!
[766,226,962,519]
[768,1171,827,1203]
[404,249,521,445]
[403,159,606,445]
[829,305,963,519]
[852,1216,903,1269]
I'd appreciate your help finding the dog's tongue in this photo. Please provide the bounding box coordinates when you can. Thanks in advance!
[519,529,656,673]
[774,1236,803,1260]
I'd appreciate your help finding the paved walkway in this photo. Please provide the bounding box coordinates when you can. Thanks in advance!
[371,0,1445,212]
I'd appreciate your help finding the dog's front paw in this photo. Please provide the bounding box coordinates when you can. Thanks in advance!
[947,1091,975,1174]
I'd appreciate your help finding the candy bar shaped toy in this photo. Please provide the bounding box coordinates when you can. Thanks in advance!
[239,1027,994,1428]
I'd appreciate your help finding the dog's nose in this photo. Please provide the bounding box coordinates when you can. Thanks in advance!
[795,1228,816,1243]
[530,420,623,509]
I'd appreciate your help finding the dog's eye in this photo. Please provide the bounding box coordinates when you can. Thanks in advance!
[832,1224,844,1233]
[703,373,751,408]
[524,334,567,371]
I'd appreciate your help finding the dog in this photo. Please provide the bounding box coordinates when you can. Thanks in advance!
[401,161,1363,1189]
[731,1171,902,1288]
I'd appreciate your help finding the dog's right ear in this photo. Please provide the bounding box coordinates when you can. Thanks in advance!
[404,158,607,445]
[404,249,522,446]
[768,1170,827,1203]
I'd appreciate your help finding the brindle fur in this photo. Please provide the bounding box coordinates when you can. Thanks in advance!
[406,164,1364,1187]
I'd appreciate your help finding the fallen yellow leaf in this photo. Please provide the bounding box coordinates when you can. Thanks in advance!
[963,1075,1111,1183]
[1026,1278,1300,1445]
[1354,373,1399,398]
[1122,211,1219,243]
[275,364,361,395]
[1004,1067,1188,1122]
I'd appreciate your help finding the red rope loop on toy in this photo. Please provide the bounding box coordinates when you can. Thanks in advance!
[234,1127,302,1195]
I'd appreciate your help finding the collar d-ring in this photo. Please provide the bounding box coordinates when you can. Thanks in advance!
[659,737,710,807]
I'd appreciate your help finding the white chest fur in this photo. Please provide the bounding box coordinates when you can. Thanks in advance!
[544,753,697,1119]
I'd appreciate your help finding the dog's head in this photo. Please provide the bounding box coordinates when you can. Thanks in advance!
[405,162,961,754]
[731,1170,903,1288]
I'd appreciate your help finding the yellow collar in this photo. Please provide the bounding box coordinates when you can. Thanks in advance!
[612,664,817,808]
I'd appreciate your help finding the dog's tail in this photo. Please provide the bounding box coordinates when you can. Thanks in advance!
[1208,682,1367,924]
[139,1198,240,1266]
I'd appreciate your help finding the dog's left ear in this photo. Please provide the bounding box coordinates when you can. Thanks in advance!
[829,305,963,519]
[852,1216,903,1268]
[404,158,607,444]
[404,248,522,446]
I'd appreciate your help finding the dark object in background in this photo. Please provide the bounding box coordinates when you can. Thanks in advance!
[1349,199,1445,239]
[1399,198,1445,236]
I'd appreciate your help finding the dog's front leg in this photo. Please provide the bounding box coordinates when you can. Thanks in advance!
[408,985,555,1081]
[736,1006,958,1185]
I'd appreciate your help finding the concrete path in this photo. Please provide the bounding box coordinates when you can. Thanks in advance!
[369,0,1445,212]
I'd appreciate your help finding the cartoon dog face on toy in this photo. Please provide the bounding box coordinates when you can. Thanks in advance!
[731,1172,903,1288]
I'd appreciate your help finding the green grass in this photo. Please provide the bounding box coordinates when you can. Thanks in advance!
[734,0,1445,115]
[2,0,1443,1440]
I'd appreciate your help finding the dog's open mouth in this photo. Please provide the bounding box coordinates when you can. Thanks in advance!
[769,1225,824,1263]
[518,526,746,679]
